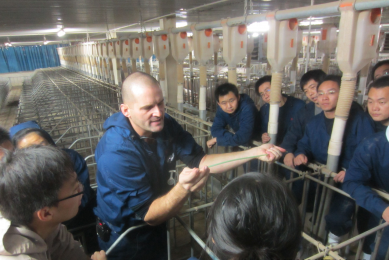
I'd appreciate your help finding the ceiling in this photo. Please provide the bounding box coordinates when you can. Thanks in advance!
[0,0,388,45]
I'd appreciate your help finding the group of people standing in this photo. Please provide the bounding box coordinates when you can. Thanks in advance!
[209,60,389,259]
[0,60,388,260]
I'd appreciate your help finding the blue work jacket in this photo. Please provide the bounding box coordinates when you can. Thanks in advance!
[211,94,260,146]
[294,108,375,170]
[282,101,363,154]
[259,95,305,145]
[9,121,93,208]
[94,112,205,233]
[343,127,389,219]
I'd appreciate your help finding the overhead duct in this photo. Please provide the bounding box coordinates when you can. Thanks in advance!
[153,34,170,103]
[170,31,190,112]
[266,16,298,144]
[192,27,214,120]
[222,23,247,85]
[327,7,381,172]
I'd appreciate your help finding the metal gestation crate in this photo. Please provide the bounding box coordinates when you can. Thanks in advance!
[16,67,121,184]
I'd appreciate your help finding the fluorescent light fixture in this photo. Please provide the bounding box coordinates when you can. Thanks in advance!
[252,33,259,37]
[248,21,269,33]
[58,18,62,21]
[302,31,321,34]
[57,29,66,37]
[176,21,188,28]
[299,20,323,26]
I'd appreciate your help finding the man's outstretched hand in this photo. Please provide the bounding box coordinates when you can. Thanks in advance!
[254,144,285,162]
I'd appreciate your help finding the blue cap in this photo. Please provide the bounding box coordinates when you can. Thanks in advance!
[9,121,41,138]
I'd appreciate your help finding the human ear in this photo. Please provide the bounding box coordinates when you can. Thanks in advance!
[120,104,131,118]
[36,207,53,222]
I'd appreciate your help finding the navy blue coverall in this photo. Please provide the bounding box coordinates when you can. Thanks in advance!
[294,109,375,236]
[211,94,260,147]
[94,112,205,260]
[343,127,389,258]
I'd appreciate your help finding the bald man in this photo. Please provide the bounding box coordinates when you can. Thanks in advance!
[93,72,284,260]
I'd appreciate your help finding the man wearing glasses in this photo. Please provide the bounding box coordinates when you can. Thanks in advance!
[255,75,305,145]
[0,146,105,260]
[207,83,259,149]
[293,75,375,247]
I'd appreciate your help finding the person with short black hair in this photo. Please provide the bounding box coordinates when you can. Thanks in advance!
[0,146,105,260]
[281,69,326,168]
[343,76,389,259]
[207,83,259,149]
[0,127,13,158]
[294,75,375,246]
[10,123,95,233]
[371,59,389,80]
[367,76,389,132]
[255,75,305,145]
[206,172,302,260]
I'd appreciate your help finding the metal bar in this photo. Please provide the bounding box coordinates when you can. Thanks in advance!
[175,216,220,260]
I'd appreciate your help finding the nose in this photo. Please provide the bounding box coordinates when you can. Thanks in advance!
[371,102,379,111]
[321,93,329,100]
[152,104,163,117]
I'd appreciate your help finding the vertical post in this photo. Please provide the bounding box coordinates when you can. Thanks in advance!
[112,58,119,85]
[131,59,137,73]
[199,65,207,120]
[177,63,184,112]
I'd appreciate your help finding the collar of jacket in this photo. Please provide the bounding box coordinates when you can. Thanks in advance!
[0,216,48,256]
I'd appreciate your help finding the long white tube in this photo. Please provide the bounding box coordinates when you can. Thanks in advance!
[159,61,168,103]
[199,65,207,120]
[327,75,356,172]
[177,63,184,112]
[112,58,119,85]
[228,67,237,85]
[268,72,283,144]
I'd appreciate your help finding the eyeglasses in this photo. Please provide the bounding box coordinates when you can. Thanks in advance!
[219,98,237,106]
[317,90,338,96]
[259,88,271,96]
[55,182,84,203]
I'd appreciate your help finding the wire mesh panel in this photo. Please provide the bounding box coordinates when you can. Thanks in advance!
[15,67,121,184]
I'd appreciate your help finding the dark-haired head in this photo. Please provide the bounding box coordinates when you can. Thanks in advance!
[369,75,389,91]
[215,83,239,103]
[0,145,75,225]
[254,76,272,96]
[255,76,272,104]
[300,69,327,91]
[207,173,302,260]
[12,128,55,148]
[372,60,389,80]
[0,128,13,158]
[317,75,341,90]
[367,76,389,124]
